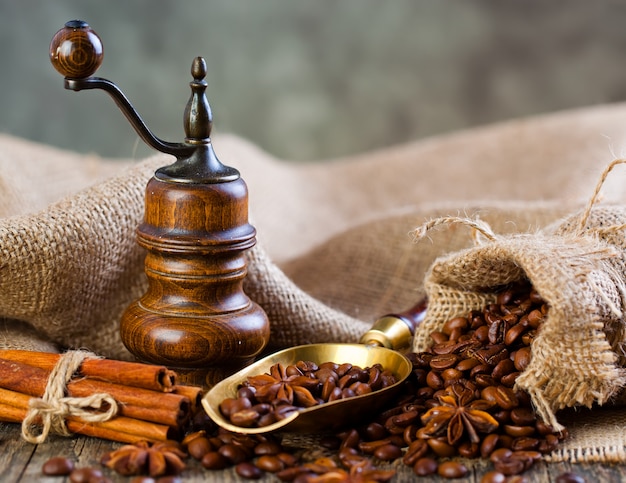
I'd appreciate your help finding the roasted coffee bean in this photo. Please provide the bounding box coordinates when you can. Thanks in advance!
[456,357,480,372]
[430,354,460,370]
[187,436,212,460]
[236,462,263,479]
[481,470,507,483]
[340,428,361,449]
[359,438,392,454]
[438,460,468,478]
[504,425,536,438]
[443,316,469,335]
[511,437,540,451]
[514,346,532,372]
[255,455,284,473]
[362,422,386,441]
[556,471,587,483]
[480,433,500,458]
[426,370,444,390]
[218,443,249,464]
[474,373,497,388]
[201,451,229,470]
[492,358,515,382]
[500,371,520,387]
[69,467,104,483]
[403,439,429,466]
[253,441,282,456]
[413,457,438,476]
[230,408,260,427]
[457,441,480,458]
[427,438,456,458]
[441,367,464,384]
[494,385,519,410]
[373,443,402,461]
[42,456,75,476]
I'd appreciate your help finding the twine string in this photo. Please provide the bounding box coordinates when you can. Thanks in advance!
[21,350,118,444]
[576,158,626,236]
[411,215,498,246]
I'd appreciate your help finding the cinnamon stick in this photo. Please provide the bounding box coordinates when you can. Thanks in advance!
[0,350,177,392]
[0,359,189,427]
[0,388,176,443]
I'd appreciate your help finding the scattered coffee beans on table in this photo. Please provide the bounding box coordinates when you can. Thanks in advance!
[42,282,569,481]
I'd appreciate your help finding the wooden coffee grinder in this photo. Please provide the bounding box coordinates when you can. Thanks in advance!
[49,20,270,385]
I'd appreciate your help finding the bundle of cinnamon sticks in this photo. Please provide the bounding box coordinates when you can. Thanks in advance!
[0,350,204,444]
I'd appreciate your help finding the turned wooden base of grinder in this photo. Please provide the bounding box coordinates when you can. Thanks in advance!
[120,173,270,387]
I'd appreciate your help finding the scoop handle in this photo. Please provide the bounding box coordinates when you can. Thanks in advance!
[359,298,428,350]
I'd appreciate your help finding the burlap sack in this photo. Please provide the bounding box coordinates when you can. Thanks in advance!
[3,102,626,463]
[412,200,626,427]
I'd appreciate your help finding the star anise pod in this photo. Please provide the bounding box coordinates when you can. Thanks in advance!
[101,440,187,477]
[418,383,499,446]
[247,362,320,407]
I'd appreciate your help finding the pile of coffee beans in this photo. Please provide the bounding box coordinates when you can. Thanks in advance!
[203,282,570,481]
[219,360,398,428]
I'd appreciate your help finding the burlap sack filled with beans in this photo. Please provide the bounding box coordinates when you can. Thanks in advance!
[412,167,626,431]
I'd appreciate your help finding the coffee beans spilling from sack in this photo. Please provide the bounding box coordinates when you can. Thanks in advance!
[219,361,399,428]
[94,282,569,480]
[186,282,566,480]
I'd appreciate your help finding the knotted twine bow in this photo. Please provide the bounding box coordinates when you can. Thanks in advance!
[21,350,118,444]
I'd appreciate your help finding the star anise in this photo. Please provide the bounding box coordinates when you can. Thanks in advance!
[101,440,187,477]
[247,362,320,407]
[418,383,499,446]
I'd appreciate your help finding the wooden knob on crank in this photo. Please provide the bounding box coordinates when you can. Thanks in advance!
[50,20,103,79]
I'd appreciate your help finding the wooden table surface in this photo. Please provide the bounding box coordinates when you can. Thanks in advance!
[2,421,625,483]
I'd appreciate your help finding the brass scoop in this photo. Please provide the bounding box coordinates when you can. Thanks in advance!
[201,300,426,434]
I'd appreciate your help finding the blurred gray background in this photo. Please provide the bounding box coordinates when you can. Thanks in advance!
[2,0,626,161]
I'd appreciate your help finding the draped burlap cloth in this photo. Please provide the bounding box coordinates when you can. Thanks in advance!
[3,103,626,463]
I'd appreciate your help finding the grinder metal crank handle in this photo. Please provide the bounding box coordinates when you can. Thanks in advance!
[359,298,428,351]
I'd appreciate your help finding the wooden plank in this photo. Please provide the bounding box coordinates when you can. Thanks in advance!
[1,421,626,482]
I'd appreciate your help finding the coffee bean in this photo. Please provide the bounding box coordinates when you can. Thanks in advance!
[437,460,468,478]
[413,457,438,476]
[430,354,460,370]
[511,437,540,451]
[373,443,402,461]
[42,456,75,476]
[481,470,506,483]
[457,441,480,458]
[403,439,429,465]
[556,471,587,483]
[427,438,456,458]
[201,451,229,470]
[426,370,444,390]
[494,385,519,410]
[492,358,515,382]
[69,467,103,483]
[514,346,532,372]
[253,441,282,456]
[187,436,212,460]
[218,443,249,464]
[236,462,263,479]
[504,425,536,438]
[255,455,284,473]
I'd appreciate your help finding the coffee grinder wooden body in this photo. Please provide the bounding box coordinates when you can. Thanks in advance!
[50,20,270,385]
